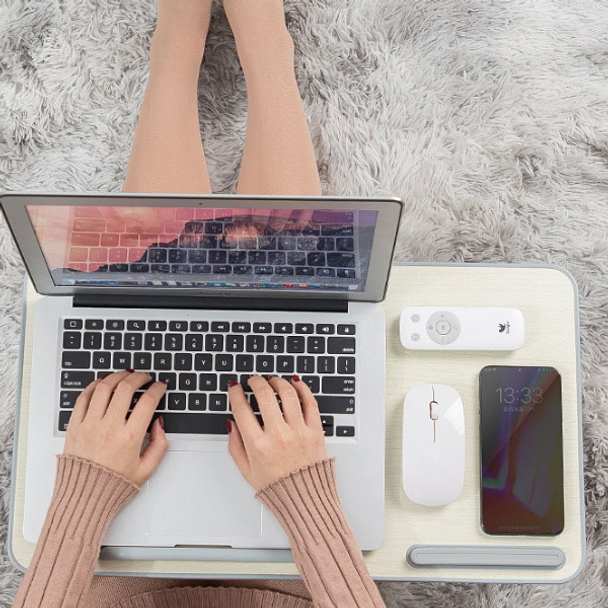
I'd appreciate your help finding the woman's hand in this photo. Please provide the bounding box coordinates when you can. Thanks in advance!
[227,375,329,491]
[64,370,168,487]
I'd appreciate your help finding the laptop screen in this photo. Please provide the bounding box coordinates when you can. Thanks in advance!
[25,205,379,294]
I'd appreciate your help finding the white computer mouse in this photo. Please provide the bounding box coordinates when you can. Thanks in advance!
[402,384,465,507]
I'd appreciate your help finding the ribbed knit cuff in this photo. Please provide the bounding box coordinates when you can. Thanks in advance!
[47,455,140,547]
[255,458,351,547]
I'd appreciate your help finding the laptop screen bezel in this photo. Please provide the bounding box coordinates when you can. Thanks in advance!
[1,193,403,303]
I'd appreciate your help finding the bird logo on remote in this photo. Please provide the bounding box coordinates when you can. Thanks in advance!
[498,322,510,334]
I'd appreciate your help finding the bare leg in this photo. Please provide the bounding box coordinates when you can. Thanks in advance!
[224,0,322,196]
[123,1,213,194]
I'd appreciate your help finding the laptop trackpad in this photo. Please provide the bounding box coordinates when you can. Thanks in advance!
[144,451,262,542]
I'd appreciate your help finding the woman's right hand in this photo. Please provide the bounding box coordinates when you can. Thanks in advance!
[227,375,329,491]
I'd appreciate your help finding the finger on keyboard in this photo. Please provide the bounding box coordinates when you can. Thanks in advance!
[128,381,167,436]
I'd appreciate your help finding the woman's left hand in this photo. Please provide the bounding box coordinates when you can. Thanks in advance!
[63,370,168,487]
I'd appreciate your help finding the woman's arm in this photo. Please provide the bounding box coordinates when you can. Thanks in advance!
[228,376,386,608]
[13,371,168,608]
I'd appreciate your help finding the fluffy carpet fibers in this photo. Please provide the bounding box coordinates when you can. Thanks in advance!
[1,0,608,605]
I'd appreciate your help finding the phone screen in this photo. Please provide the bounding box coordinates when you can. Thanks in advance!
[479,366,564,535]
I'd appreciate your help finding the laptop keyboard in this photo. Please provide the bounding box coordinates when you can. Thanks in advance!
[60,318,357,437]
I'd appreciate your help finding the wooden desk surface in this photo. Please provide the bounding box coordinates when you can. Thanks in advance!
[10,264,584,582]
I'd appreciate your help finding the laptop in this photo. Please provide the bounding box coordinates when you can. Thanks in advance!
[2,193,403,552]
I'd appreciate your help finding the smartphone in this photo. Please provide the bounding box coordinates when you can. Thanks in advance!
[479,366,564,535]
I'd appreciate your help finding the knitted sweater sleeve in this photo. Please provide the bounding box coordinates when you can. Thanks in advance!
[13,455,139,608]
[256,458,385,608]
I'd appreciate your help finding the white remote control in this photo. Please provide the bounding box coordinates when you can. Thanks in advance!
[400,307,525,351]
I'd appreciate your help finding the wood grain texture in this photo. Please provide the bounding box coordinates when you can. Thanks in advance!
[10,265,584,582]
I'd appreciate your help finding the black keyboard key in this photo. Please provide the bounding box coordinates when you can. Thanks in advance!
[141,373,158,390]
[151,264,170,273]
[229,251,247,264]
[150,412,233,434]
[61,371,95,389]
[113,352,132,369]
[233,265,253,274]
[321,415,334,427]
[337,324,356,335]
[337,269,356,279]
[268,252,286,265]
[211,322,230,332]
[336,426,355,437]
[249,251,266,265]
[277,356,295,373]
[179,374,198,391]
[133,352,152,370]
[288,252,306,265]
[256,355,274,373]
[255,266,274,275]
[169,249,187,264]
[188,250,207,264]
[246,335,265,352]
[190,321,209,332]
[316,268,335,277]
[267,336,284,353]
[131,264,150,273]
[148,321,167,331]
[209,251,227,264]
[336,238,354,252]
[287,336,305,353]
[85,319,104,330]
[236,355,254,372]
[58,410,72,431]
[168,393,187,410]
[205,222,223,235]
[297,356,315,374]
[159,373,177,390]
[209,394,227,411]
[64,319,83,330]
[278,237,296,250]
[227,335,245,352]
[274,267,294,276]
[317,238,335,251]
[307,336,325,354]
[199,374,217,391]
[188,394,207,411]
[199,236,218,249]
[174,353,193,370]
[316,324,335,335]
[216,354,234,371]
[169,321,188,332]
[295,324,314,334]
[274,323,293,334]
[328,337,356,354]
[83,332,102,350]
[295,267,315,276]
[194,354,212,371]
[127,320,146,331]
[317,395,355,414]
[60,390,80,409]
[149,249,167,263]
[298,237,318,251]
[93,352,112,369]
[322,376,355,394]
[219,374,238,391]
[63,332,81,349]
[185,334,203,351]
[337,356,356,374]
[302,375,320,393]
[154,353,172,370]
[124,333,142,350]
[107,320,125,331]
[327,253,355,268]
[253,323,272,333]
[307,252,326,266]
[323,425,334,437]
[206,334,224,351]
[104,333,122,350]
[317,357,335,374]
[165,334,183,351]
[232,322,251,333]
[213,265,232,275]
[144,333,163,350]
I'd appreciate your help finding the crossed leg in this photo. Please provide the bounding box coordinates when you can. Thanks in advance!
[123,0,321,197]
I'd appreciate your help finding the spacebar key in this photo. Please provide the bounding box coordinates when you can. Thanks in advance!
[153,413,232,434]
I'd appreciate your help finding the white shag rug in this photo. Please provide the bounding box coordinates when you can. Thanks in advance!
[1,0,607,606]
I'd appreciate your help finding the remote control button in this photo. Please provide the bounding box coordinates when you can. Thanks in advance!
[436,321,451,335]
[411,314,420,323]
[411,333,420,342]
[426,311,461,345]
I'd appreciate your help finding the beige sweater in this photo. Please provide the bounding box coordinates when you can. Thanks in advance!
[13,455,385,608]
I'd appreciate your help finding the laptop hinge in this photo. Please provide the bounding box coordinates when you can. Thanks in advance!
[73,294,349,314]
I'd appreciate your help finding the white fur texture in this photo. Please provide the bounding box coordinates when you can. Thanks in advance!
[1,0,608,605]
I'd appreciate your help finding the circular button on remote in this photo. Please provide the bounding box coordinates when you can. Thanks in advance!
[411,314,420,323]
[427,311,461,345]
[411,333,420,342]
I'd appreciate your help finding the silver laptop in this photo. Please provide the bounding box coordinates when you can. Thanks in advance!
[2,193,402,552]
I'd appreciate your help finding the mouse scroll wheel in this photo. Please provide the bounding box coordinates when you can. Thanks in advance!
[429,401,439,421]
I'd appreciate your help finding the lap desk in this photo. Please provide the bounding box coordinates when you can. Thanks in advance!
[9,263,585,583]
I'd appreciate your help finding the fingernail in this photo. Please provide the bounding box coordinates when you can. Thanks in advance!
[127,369,134,373]
[292,374,301,382]
[160,379,167,385]
[266,375,274,381]
[229,380,239,388]
[158,416,165,430]
[100,374,110,380]
[227,419,232,433]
